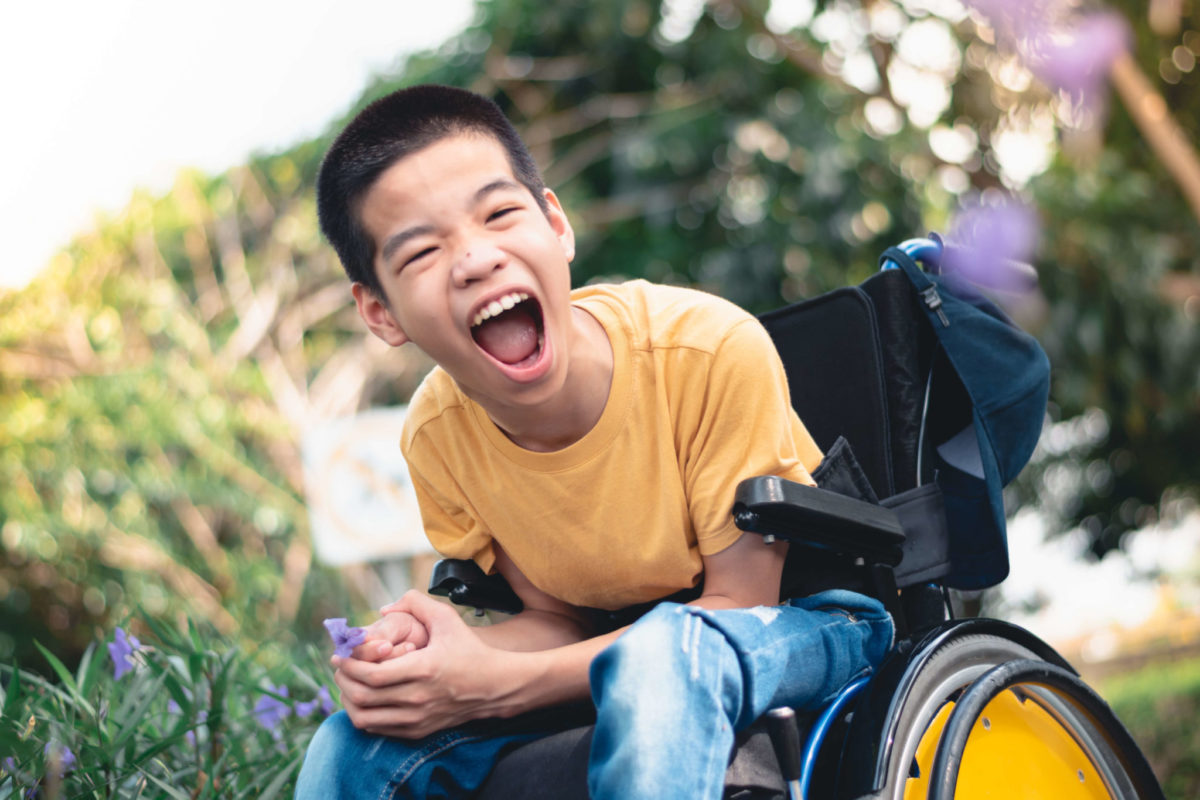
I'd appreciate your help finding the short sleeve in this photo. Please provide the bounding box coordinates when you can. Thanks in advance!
[404,435,497,574]
[683,318,823,555]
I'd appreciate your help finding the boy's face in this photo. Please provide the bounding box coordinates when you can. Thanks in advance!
[353,133,578,411]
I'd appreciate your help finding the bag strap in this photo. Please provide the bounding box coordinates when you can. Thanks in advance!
[879,246,950,328]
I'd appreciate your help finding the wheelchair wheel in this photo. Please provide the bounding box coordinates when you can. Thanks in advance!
[923,659,1163,800]
[869,635,1160,800]
[871,632,1042,800]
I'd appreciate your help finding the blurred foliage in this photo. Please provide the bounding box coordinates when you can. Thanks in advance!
[1,620,333,798]
[1,0,1198,675]
[0,165,380,670]
[1102,656,1200,797]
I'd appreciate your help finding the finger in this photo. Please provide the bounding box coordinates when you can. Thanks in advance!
[393,590,460,631]
[335,652,425,689]
[379,593,414,614]
[351,639,394,662]
[381,589,424,615]
[334,667,402,711]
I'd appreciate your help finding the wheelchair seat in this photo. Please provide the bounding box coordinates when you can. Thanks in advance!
[429,237,1165,800]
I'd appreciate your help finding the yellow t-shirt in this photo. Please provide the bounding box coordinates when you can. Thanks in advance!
[402,280,822,610]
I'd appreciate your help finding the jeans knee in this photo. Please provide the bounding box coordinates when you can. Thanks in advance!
[311,710,358,752]
[295,711,364,793]
[591,604,728,708]
[595,603,680,669]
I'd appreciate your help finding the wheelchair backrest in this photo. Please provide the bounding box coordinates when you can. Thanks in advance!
[758,268,989,591]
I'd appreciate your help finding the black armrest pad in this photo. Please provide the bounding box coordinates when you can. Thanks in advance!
[428,558,524,615]
[733,476,904,566]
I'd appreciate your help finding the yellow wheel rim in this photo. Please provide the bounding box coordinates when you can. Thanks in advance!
[903,688,1112,799]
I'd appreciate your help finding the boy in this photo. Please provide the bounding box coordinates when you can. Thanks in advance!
[295,84,892,800]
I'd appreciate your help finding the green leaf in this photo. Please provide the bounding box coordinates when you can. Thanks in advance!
[77,641,106,699]
[140,769,193,800]
[1,662,22,719]
[33,640,77,692]
[33,640,97,717]
[109,670,169,754]
[256,755,302,800]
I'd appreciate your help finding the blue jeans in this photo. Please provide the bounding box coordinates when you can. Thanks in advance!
[294,589,892,800]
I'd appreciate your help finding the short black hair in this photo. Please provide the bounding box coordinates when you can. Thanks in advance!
[316,84,549,300]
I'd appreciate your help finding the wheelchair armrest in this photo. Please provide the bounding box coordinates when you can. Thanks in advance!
[428,558,525,615]
[733,476,904,566]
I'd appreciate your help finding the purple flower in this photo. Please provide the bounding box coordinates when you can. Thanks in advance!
[296,685,335,718]
[324,618,366,658]
[318,684,335,715]
[254,684,291,737]
[43,742,75,777]
[965,1,1129,112]
[107,627,141,680]
[1026,13,1129,102]
[943,195,1040,294]
[964,0,1050,42]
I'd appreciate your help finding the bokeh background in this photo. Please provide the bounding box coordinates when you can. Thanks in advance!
[2,0,1199,792]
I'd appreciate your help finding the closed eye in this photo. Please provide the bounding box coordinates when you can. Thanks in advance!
[404,246,437,267]
[488,206,519,223]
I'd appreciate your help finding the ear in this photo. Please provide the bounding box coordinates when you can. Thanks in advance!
[352,283,409,347]
[542,188,576,263]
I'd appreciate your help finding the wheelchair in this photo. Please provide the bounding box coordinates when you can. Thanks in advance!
[427,237,1165,799]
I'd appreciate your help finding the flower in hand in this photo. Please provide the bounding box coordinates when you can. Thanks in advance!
[324,618,367,658]
[353,608,430,662]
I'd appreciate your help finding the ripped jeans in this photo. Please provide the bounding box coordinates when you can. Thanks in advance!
[293,589,893,800]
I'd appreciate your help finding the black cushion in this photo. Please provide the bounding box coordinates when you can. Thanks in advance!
[476,718,790,800]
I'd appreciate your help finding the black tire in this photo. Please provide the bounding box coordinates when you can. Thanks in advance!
[871,633,1042,800]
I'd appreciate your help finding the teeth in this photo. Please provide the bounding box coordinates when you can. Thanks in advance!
[472,292,530,327]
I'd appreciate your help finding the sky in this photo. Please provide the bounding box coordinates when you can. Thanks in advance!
[0,0,474,290]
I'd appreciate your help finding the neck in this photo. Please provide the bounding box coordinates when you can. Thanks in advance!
[487,305,613,452]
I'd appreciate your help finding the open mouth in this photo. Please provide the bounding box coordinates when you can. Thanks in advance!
[470,292,545,368]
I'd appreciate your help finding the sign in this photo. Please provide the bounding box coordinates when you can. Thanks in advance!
[302,406,432,565]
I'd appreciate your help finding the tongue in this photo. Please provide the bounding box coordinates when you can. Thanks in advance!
[474,306,539,364]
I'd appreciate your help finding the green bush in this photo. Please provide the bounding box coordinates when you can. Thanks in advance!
[1,619,334,798]
[1101,657,1200,799]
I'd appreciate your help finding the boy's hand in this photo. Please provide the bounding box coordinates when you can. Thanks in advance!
[332,590,527,739]
[350,609,430,663]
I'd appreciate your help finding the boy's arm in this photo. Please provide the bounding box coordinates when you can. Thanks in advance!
[457,543,597,651]
[331,531,784,738]
[689,529,787,610]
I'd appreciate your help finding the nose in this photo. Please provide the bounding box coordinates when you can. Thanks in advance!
[450,240,506,287]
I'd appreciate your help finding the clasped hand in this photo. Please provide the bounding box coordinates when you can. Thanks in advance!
[332,590,516,739]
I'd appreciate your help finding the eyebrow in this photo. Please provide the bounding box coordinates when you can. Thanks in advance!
[378,178,526,268]
[380,224,435,267]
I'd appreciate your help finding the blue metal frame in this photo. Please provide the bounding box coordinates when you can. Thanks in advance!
[797,674,871,799]
[880,236,943,272]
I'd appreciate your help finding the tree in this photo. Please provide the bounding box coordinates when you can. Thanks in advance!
[3,0,1196,668]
